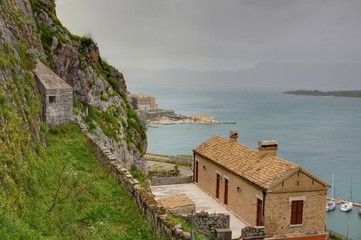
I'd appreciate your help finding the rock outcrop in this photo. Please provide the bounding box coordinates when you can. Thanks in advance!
[0,0,147,171]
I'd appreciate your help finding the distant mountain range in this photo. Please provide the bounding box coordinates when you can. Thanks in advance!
[283,90,361,98]
[121,62,361,90]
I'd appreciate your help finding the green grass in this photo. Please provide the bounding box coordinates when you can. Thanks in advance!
[0,123,164,239]
[166,213,202,240]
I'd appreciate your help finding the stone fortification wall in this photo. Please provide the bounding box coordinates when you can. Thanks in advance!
[76,122,191,240]
[139,109,175,120]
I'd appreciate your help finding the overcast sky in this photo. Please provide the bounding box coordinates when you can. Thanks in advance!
[56,0,361,71]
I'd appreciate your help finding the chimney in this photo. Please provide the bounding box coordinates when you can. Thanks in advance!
[258,140,278,157]
[229,130,238,143]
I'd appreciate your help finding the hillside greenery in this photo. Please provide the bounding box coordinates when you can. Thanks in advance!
[1,1,154,238]
[0,123,163,239]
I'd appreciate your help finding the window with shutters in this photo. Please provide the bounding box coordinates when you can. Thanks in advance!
[290,200,303,225]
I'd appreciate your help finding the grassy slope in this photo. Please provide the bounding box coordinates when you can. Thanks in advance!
[0,123,162,240]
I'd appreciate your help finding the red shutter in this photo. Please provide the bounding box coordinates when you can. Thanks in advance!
[291,200,303,225]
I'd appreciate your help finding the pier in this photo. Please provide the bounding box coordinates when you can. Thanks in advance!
[327,197,361,208]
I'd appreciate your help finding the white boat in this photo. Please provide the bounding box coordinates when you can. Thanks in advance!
[340,201,353,212]
[326,200,336,211]
[326,172,336,211]
[340,178,353,212]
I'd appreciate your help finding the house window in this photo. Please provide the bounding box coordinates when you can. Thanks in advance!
[291,200,303,225]
[49,96,56,103]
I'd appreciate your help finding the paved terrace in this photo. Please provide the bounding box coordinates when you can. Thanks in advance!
[151,183,247,239]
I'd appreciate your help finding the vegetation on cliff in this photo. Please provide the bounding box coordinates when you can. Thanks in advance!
[30,0,147,169]
[0,0,153,238]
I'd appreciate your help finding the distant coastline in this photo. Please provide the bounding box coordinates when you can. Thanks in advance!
[283,90,361,98]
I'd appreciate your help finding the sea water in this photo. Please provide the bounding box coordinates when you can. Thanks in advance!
[128,82,361,239]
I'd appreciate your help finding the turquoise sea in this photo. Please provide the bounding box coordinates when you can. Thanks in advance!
[128,82,361,239]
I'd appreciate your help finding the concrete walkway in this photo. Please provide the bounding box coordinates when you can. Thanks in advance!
[151,183,247,239]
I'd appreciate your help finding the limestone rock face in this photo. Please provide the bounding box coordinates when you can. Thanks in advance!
[0,0,147,171]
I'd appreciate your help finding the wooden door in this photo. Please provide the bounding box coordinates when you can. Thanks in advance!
[216,174,220,199]
[195,161,199,182]
[256,198,263,226]
[224,178,228,205]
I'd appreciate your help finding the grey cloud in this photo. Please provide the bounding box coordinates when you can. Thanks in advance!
[56,0,361,71]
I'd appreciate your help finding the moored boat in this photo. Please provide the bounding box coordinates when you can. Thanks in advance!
[326,173,336,211]
[326,200,336,211]
[340,201,353,212]
[340,178,353,212]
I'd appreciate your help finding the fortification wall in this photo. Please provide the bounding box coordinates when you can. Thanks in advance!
[139,109,175,120]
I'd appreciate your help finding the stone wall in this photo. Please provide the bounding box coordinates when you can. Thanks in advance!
[187,211,230,236]
[43,88,73,125]
[170,156,193,164]
[151,176,193,186]
[264,190,327,236]
[240,226,266,239]
[77,122,190,240]
[145,154,192,165]
[139,109,175,120]
[195,154,260,226]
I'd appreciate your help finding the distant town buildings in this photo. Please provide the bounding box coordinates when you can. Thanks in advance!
[35,61,73,125]
[127,93,158,111]
[193,131,329,238]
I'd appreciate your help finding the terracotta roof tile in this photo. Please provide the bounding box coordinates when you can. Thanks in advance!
[193,136,300,190]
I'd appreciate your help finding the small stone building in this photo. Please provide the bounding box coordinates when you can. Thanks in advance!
[193,131,329,237]
[35,61,73,125]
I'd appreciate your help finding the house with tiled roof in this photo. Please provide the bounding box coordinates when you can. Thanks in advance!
[193,131,329,238]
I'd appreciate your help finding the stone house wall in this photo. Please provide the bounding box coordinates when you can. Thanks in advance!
[41,88,73,125]
[194,154,328,237]
[264,171,327,236]
[195,154,262,226]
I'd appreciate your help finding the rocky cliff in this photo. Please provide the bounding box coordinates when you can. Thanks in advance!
[0,0,147,171]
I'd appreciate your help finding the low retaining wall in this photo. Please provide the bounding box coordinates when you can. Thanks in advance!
[77,122,190,240]
[145,155,193,165]
[187,211,230,236]
[170,156,193,164]
[241,226,266,239]
[151,176,193,186]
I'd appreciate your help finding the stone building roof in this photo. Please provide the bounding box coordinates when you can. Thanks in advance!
[34,60,72,90]
[193,136,325,190]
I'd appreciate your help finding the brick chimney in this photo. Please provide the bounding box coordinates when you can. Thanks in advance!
[229,130,238,143]
[258,140,278,157]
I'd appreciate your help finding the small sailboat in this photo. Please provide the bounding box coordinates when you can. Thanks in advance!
[340,201,353,212]
[340,178,353,212]
[326,173,336,211]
